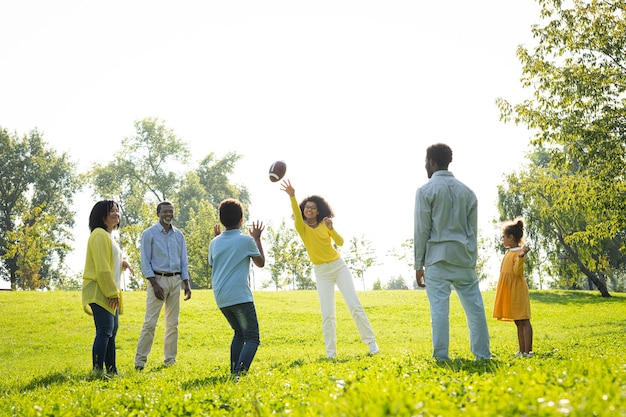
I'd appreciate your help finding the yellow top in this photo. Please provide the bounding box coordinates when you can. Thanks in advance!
[492,247,530,321]
[290,195,344,264]
[81,228,122,316]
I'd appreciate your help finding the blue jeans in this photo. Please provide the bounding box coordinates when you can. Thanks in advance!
[90,303,119,373]
[220,302,260,373]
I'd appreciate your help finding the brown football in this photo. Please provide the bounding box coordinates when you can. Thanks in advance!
[268,160,287,182]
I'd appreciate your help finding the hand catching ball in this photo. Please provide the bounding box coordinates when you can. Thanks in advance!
[269,160,287,182]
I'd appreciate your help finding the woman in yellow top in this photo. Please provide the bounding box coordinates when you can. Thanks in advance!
[280,179,378,358]
[493,218,533,358]
[82,200,134,376]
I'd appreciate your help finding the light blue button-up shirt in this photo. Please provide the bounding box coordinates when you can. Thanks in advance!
[414,170,478,271]
[141,222,190,281]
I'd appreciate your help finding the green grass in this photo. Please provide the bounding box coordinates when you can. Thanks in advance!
[0,289,625,416]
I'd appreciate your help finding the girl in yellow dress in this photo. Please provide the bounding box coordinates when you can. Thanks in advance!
[493,218,533,358]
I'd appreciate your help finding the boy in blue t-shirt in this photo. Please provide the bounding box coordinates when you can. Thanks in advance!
[209,198,265,375]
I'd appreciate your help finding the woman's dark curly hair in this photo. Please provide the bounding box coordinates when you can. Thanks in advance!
[298,195,334,222]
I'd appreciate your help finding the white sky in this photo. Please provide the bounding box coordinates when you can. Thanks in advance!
[1,1,539,289]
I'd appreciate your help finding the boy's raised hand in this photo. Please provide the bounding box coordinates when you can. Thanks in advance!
[249,221,265,239]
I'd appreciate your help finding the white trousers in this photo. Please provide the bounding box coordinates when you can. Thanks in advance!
[135,275,182,367]
[425,262,491,361]
[314,257,376,357]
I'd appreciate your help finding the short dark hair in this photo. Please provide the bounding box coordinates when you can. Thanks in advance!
[218,198,243,229]
[426,143,453,169]
[298,195,334,222]
[89,200,119,232]
[157,201,174,215]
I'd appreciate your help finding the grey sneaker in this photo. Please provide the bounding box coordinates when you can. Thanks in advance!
[368,341,380,355]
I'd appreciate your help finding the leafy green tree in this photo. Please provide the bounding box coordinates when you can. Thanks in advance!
[385,276,409,290]
[89,118,249,289]
[0,128,80,290]
[497,0,626,296]
[343,235,377,291]
[265,220,312,290]
[185,201,218,289]
[90,117,190,223]
[195,152,250,211]
[176,153,249,229]
[5,205,68,290]
[88,117,191,288]
[497,150,616,296]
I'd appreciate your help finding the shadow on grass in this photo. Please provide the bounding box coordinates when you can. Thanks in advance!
[181,374,235,388]
[20,370,78,392]
[434,358,502,374]
[531,291,625,305]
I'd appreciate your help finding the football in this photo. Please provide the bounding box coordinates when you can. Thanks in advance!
[268,160,287,182]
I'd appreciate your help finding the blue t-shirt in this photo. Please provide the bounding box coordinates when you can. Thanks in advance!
[208,229,260,308]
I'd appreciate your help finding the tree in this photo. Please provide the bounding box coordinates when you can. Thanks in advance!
[90,117,190,223]
[5,205,67,290]
[388,238,414,272]
[264,220,312,290]
[497,0,626,296]
[497,149,616,296]
[176,153,250,229]
[0,128,80,290]
[195,152,250,211]
[385,276,409,290]
[185,201,218,289]
[89,118,248,289]
[343,235,377,291]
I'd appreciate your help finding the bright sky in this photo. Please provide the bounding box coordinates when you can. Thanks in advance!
[1,1,539,290]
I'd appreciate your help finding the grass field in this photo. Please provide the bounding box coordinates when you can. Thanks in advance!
[0,289,625,416]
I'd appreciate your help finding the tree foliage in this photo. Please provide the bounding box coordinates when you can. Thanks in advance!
[343,235,378,291]
[385,276,409,290]
[89,118,247,289]
[0,128,80,290]
[497,0,626,296]
[185,201,218,289]
[264,220,313,290]
[176,153,250,229]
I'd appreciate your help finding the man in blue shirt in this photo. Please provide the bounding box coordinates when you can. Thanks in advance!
[209,198,265,376]
[414,143,491,361]
[135,201,192,370]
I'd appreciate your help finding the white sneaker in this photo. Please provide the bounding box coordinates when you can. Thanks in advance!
[368,341,379,355]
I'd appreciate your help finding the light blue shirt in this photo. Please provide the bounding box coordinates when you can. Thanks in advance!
[209,229,260,308]
[414,170,478,270]
[141,222,190,281]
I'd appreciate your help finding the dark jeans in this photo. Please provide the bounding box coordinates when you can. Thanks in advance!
[90,303,119,373]
[220,302,260,373]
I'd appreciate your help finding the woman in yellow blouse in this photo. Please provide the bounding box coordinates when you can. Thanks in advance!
[82,200,134,376]
[493,218,533,358]
[280,179,378,358]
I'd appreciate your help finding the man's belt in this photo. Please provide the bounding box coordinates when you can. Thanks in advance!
[154,271,180,277]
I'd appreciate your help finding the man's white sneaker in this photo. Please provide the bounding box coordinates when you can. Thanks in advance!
[369,341,380,355]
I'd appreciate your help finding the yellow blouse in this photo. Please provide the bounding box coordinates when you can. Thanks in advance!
[82,228,122,316]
